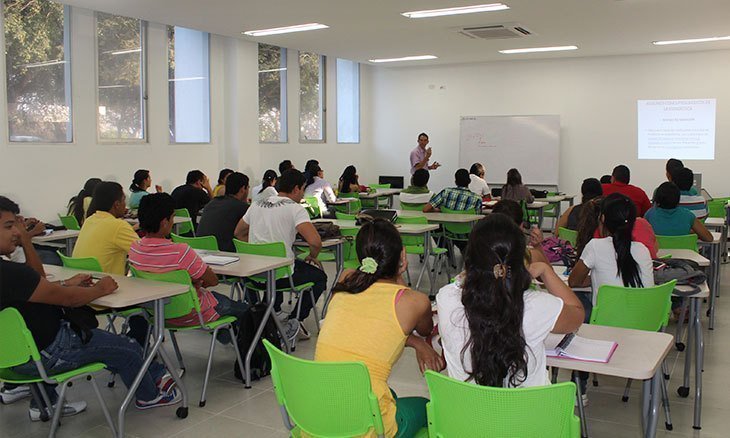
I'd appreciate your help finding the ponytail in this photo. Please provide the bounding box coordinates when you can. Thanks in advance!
[601,194,642,287]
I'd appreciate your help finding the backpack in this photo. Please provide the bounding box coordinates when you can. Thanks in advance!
[653,258,707,296]
[541,236,577,267]
[311,221,342,239]
[233,303,284,382]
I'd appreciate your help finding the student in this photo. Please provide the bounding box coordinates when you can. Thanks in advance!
[251,169,278,203]
[129,193,252,343]
[491,200,549,264]
[500,168,534,203]
[278,160,294,175]
[398,169,433,205]
[645,182,713,241]
[601,165,651,216]
[170,170,213,231]
[409,132,441,174]
[337,165,366,194]
[197,172,250,252]
[316,219,441,438]
[468,162,490,197]
[303,164,336,216]
[236,169,327,339]
[128,169,163,209]
[424,169,482,214]
[599,175,612,184]
[665,158,684,182]
[67,178,101,226]
[0,196,181,412]
[437,214,583,388]
[673,167,708,219]
[212,169,234,198]
[6,214,62,266]
[554,178,603,234]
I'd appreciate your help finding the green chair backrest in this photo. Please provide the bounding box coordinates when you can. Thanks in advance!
[707,199,727,219]
[335,192,363,213]
[424,370,580,438]
[400,202,426,211]
[558,227,578,247]
[171,233,219,251]
[57,251,103,272]
[590,280,676,331]
[174,208,194,235]
[0,308,41,370]
[396,216,428,247]
[263,339,385,437]
[441,207,475,236]
[304,197,322,219]
[340,227,359,264]
[339,192,360,199]
[335,212,357,221]
[129,267,199,320]
[58,214,81,231]
[233,239,291,281]
[655,234,698,252]
[368,184,391,190]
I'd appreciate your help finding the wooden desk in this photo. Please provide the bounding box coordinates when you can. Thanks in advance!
[656,249,710,267]
[703,217,727,264]
[359,189,402,209]
[327,198,357,214]
[397,209,484,223]
[32,229,79,255]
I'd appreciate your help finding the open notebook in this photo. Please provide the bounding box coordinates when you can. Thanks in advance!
[193,250,239,266]
[545,333,618,363]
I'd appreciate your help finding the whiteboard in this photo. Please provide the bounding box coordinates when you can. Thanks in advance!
[459,115,560,186]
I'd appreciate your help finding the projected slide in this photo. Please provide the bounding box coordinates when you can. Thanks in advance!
[637,99,716,160]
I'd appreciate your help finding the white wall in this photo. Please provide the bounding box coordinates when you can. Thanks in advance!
[370,50,730,199]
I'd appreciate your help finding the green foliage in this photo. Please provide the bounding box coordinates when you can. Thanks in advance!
[299,51,323,140]
[258,43,285,142]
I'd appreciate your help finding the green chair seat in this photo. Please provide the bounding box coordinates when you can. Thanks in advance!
[0,362,106,385]
[166,315,238,332]
[400,202,426,211]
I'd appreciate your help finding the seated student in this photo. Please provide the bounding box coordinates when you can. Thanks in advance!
[303,164,336,216]
[673,167,708,220]
[6,214,62,266]
[278,160,294,175]
[337,165,366,194]
[424,169,482,214]
[129,193,250,343]
[398,169,433,205]
[0,196,180,412]
[492,200,549,264]
[601,165,651,216]
[212,169,234,198]
[128,169,163,209]
[316,219,441,438]
[197,172,250,252]
[251,170,278,203]
[236,169,327,339]
[67,178,102,227]
[437,214,583,389]
[646,182,713,242]
[554,177,603,234]
[468,162,490,197]
[171,170,213,231]
[665,158,684,182]
[599,175,612,184]
[500,168,534,203]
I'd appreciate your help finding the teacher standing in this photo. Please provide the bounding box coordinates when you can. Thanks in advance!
[409,132,441,175]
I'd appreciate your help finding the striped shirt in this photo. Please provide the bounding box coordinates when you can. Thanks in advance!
[128,237,220,327]
[678,190,708,220]
[429,187,482,213]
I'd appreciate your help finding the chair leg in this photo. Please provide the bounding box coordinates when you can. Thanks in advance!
[37,382,55,424]
[169,331,186,373]
[405,266,412,287]
[573,373,589,438]
[622,379,632,402]
[28,384,50,422]
[49,381,70,437]
[660,371,673,430]
[592,373,599,387]
[309,288,321,333]
[105,315,118,334]
[200,327,220,408]
[89,376,117,437]
[229,324,247,384]
[551,367,559,384]
[675,299,688,351]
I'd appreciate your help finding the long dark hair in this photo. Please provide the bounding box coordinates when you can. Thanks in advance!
[601,193,643,287]
[87,181,124,217]
[304,165,321,189]
[461,214,531,387]
[259,169,277,194]
[505,168,523,187]
[338,165,358,194]
[130,169,149,192]
[580,178,602,204]
[334,219,403,294]
[68,178,102,225]
[575,197,602,257]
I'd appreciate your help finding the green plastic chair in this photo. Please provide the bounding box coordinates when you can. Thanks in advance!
[440,207,476,262]
[396,216,450,287]
[707,199,727,219]
[171,233,219,251]
[655,234,698,252]
[337,192,362,214]
[363,184,391,208]
[58,214,81,231]
[263,339,386,437]
[174,208,195,236]
[340,227,361,270]
[129,267,245,406]
[424,370,580,438]
[558,227,578,247]
[335,212,358,221]
[400,202,426,211]
[0,308,117,436]
[304,197,323,219]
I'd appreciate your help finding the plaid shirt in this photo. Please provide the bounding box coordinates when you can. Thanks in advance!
[429,187,482,212]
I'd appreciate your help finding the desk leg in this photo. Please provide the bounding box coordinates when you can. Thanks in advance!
[709,243,719,329]
[643,370,661,438]
[538,208,544,230]
[553,202,562,231]
[415,231,435,296]
[65,237,76,256]
[693,297,703,429]
[322,242,344,318]
[574,374,589,438]
[680,299,693,397]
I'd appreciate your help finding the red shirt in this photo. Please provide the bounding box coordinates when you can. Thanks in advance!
[601,182,652,217]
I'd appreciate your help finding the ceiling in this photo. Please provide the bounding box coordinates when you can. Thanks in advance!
[60,0,730,66]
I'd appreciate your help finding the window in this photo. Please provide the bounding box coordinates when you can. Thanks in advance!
[336,58,360,143]
[258,44,287,143]
[168,26,210,143]
[4,0,71,143]
[299,52,325,142]
[96,12,145,141]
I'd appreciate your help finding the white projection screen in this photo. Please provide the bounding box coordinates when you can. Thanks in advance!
[637,99,716,160]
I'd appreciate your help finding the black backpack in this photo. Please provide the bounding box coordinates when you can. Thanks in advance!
[233,303,284,382]
[653,258,707,296]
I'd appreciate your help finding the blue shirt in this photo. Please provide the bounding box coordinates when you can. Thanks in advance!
[429,187,482,212]
[645,206,696,236]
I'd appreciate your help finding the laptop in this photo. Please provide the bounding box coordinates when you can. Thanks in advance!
[378,176,405,189]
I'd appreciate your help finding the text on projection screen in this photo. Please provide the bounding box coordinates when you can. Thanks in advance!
[637,99,716,160]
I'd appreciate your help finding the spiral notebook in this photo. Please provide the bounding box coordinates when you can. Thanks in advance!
[545,333,618,363]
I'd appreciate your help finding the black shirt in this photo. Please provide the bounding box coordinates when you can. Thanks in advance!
[0,259,62,350]
[196,196,249,252]
[170,184,210,231]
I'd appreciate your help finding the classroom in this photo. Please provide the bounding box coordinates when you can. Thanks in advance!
[1,1,729,437]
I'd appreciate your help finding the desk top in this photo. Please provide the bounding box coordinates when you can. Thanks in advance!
[698,232,722,245]
[359,189,402,199]
[32,229,80,244]
[44,265,188,308]
[704,217,725,227]
[397,210,484,223]
[657,249,710,267]
[536,195,576,203]
[328,199,357,205]
[483,200,548,209]
[194,250,292,277]
[314,219,439,234]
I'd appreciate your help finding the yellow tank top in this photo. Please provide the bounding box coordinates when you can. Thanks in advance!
[315,282,408,438]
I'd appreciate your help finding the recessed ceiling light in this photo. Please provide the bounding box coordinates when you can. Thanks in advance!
[242,23,329,37]
[369,55,438,63]
[653,36,730,46]
[499,45,578,54]
[402,3,509,18]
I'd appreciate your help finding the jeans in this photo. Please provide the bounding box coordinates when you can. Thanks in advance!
[13,323,165,402]
[211,291,250,344]
[272,259,327,321]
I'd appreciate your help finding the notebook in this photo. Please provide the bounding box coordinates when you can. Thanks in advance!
[545,333,618,363]
[198,254,239,266]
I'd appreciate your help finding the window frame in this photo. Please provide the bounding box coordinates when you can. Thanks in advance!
[298,51,326,143]
[258,44,288,144]
[336,58,360,144]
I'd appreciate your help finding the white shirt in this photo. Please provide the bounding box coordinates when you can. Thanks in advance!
[399,191,433,205]
[436,282,563,388]
[580,237,655,305]
[252,186,278,203]
[468,174,490,197]
[242,196,311,266]
[303,176,336,214]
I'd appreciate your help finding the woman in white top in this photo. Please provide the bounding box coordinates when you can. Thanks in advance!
[569,193,654,304]
[303,164,336,215]
[468,163,490,197]
[251,169,278,203]
[437,214,584,388]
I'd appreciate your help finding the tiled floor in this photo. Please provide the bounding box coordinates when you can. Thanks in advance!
[3,256,730,437]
